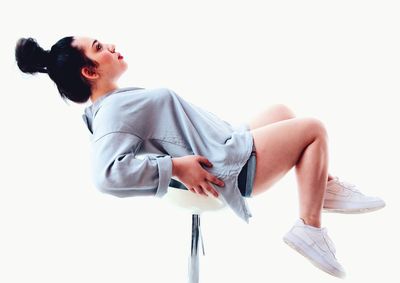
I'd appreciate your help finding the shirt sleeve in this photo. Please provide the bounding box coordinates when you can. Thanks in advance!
[91,132,173,198]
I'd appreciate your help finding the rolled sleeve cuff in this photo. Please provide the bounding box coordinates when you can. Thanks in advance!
[154,155,173,198]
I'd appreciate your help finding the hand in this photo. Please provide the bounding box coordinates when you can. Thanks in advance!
[172,155,225,197]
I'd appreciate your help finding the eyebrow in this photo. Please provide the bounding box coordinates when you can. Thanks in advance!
[92,39,98,49]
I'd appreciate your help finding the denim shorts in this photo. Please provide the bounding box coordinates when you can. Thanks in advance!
[238,143,257,198]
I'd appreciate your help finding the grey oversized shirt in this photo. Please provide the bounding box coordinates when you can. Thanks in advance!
[82,87,254,223]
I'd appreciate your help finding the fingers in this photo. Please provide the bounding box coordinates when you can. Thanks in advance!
[200,183,219,198]
[198,157,225,185]
[204,171,224,198]
[187,187,200,195]
[188,186,208,197]
[198,156,225,187]
[186,156,225,198]
[208,175,225,187]
[198,156,213,167]
[188,183,220,198]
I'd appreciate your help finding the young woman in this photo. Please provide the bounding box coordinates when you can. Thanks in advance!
[15,36,385,278]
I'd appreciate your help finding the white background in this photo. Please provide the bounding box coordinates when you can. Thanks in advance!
[1,0,399,282]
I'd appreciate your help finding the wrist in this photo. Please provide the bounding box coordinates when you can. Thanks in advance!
[171,158,179,177]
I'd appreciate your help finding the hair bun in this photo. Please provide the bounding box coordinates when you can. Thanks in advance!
[15,37,51,74]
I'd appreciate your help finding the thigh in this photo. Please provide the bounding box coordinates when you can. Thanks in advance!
[249,117,327,196]
[247,103,296,130]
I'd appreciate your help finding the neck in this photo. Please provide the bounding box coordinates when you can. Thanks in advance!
[90,82,119,104]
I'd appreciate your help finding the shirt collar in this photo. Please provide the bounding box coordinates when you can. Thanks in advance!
[81,86,145,135]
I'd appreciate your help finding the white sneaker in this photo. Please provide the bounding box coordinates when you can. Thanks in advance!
[323,176,386,213]
[283,219,346,278]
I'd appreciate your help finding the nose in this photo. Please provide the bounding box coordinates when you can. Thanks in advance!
[108,44,116,53]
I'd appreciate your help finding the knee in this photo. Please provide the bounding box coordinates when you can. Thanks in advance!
[302,117,328,139]
[270,103,296,120]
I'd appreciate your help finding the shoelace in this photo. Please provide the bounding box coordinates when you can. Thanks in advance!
[332,176,363,195]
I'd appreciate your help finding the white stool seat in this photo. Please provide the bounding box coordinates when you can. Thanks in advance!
[163,187,227,214]
[163,185,227,283]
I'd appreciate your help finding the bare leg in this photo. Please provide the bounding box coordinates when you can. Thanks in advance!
[295,134,328,227]
[246,104,334,182]
[250,117,329,227]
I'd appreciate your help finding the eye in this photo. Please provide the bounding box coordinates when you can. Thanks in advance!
[96,43,103,51]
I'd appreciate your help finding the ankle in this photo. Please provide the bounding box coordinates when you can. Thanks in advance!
[300,217,321,228]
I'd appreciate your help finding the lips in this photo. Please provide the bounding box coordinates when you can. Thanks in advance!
[117,52,123,60]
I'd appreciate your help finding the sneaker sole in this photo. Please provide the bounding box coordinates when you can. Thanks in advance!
[283,232,345,278]
[323,202,385,214]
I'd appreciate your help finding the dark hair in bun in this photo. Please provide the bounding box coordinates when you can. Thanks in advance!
[15,38,50,74]
[15,36,98,104]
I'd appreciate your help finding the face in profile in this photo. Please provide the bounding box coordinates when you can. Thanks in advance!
[72,36,128,83]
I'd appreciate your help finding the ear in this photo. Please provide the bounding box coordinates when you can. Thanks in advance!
[81,66,99,80]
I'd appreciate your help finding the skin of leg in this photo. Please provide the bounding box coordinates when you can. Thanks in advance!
[246,103,334,182]
[249,117,329,227]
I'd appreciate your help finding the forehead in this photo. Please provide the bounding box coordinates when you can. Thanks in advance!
[72,36,95,52]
